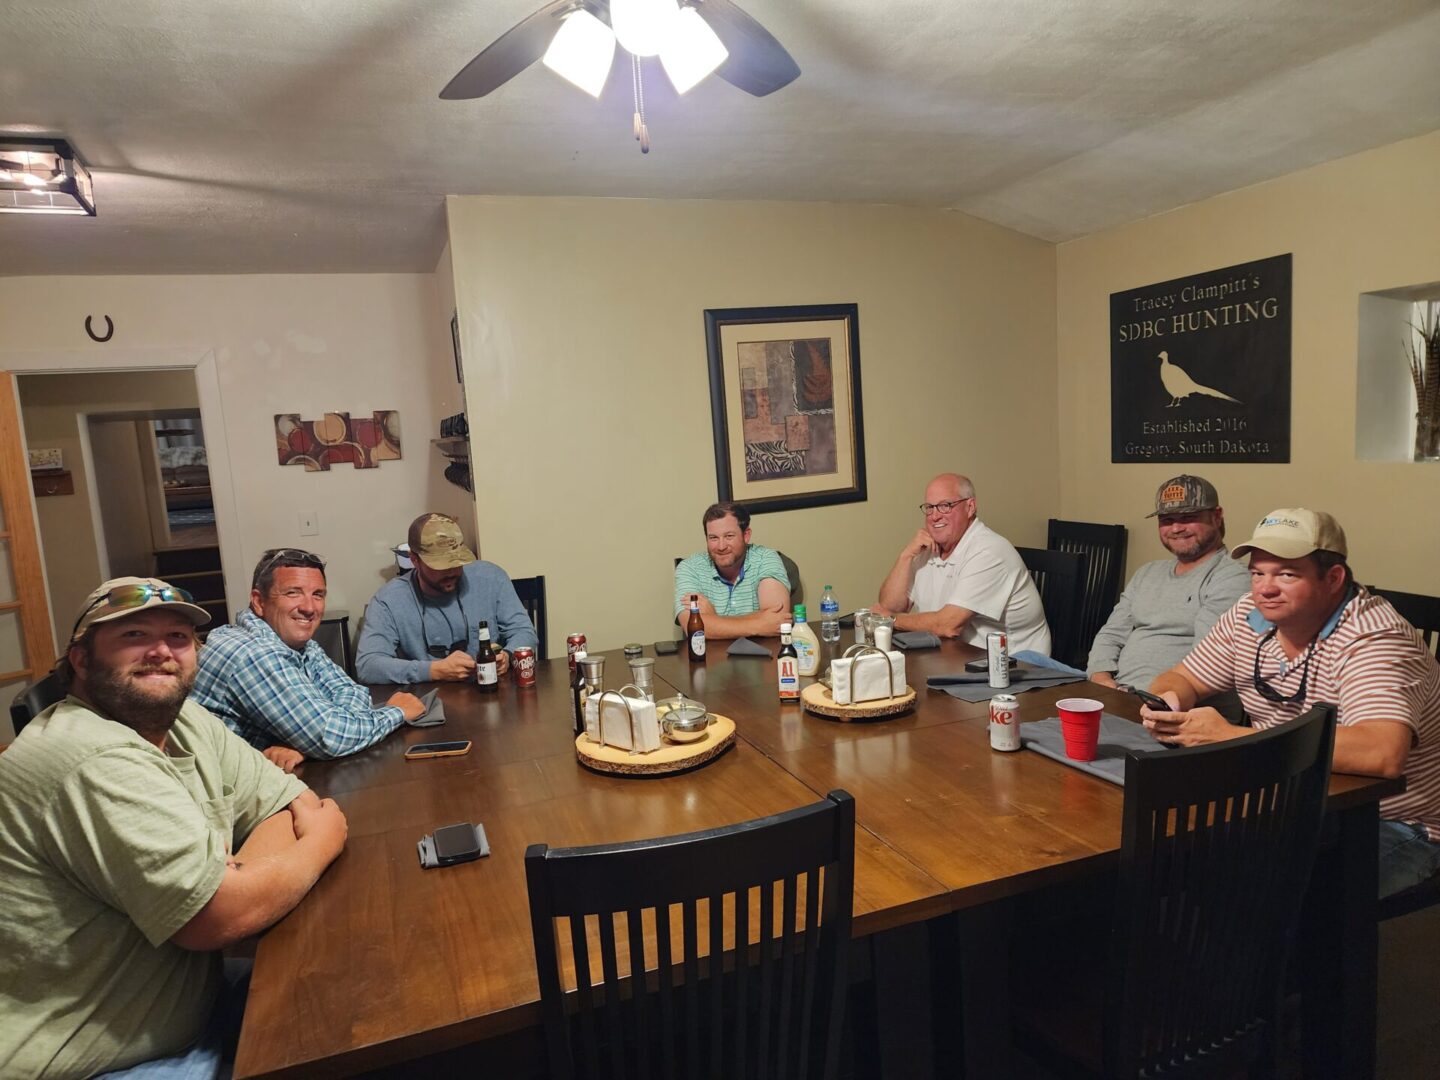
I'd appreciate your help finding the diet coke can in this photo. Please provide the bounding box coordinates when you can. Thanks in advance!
[567,633,587,672]
[513,646,536,688]
[987,631,1010,689]
[989,693,1020,752]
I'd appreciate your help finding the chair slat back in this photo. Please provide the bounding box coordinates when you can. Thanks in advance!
[1371,586,1440,660]
[1018,547,1090,668]
[1105,704,1336,1078]
[1047,519,1128,664]
[9,671,64,737]
[526,791,855,1080]
[510,574,548,660]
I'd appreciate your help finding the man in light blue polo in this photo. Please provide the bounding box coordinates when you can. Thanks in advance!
[674,502,791,640]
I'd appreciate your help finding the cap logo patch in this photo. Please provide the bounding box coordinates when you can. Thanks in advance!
[1161,484,1186,503]
[1261,516,1301,529]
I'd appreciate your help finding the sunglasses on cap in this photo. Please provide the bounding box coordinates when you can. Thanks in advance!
[70,582,196,638]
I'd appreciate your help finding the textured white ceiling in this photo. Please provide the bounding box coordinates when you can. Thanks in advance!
[1,0,1437,275]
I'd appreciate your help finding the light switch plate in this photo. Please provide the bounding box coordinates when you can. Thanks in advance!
[298,511,319,536]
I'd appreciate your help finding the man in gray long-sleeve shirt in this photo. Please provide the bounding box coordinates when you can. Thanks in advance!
[1087,475,1250,689]
[356,513,539,685]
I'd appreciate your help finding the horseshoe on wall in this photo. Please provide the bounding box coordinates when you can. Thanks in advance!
[85,315,114,342]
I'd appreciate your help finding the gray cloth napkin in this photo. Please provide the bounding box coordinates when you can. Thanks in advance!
[892,631,941,650]
[927,670,1087,702]
[1019,713,1170,785]
[727,637,773,657]
[406,688,446,727]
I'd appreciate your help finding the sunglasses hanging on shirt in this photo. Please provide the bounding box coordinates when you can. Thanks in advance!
[1251,629,1315,705]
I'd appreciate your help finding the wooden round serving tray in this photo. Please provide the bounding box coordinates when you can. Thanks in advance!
[575,714,737,777]
[801,682,917,722]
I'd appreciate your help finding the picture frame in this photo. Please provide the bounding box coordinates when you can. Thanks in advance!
[450,312,464,384]
[703,302,866,515]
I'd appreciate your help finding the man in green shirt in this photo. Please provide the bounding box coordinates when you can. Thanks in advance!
[674,502,792,639]
[0,576,348,1079]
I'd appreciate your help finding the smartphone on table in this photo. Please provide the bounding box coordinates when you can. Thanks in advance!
[404,740,472,760]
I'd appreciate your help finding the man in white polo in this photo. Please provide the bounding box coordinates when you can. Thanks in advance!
[874,472,1050,654]
[1144,509,1440,898]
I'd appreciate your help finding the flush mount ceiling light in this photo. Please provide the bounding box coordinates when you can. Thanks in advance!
[443,0,798,153]
[0,136,95,216]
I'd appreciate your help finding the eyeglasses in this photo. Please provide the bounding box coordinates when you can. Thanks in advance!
[1251,628,1314,705]
[71,582,195,637]
[919,499,970,516]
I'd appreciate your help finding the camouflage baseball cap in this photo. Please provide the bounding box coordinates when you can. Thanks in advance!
[407,513,477,571]
[1146,475,1220,518]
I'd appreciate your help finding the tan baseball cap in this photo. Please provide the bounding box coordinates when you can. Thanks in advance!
[1146,474,1220,518]
[71,576,211,644]
[408,513,476,570]
[1231,508,1348,561]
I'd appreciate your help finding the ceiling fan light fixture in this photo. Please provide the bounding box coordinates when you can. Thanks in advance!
[659,7,728,94]
[0,136,94,215]
[610,0,679,58]
[542,9,617,97]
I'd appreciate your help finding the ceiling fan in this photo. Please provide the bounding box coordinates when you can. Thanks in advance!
[440,0,799,151]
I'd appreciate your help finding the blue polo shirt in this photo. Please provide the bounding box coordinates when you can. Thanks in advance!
[674,545,790,617]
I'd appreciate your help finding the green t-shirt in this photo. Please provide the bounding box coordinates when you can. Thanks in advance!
[674,544,791,617]
[0,696,307,1079]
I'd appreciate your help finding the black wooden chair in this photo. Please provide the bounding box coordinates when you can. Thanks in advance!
[1370,586,1440,661]
[511,575,548,660]
[525,790,855,1080]
[9,670,65,737]
[1047,519,1128,663]
[1017,547,1090,669]
[1015,703,1337,1079]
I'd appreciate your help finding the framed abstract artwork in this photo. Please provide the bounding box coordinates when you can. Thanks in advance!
[703,303,866,515]
[274,411,402,471]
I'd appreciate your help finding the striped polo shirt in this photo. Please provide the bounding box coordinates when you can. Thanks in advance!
[1182,587,1440,839]
[674,544,790,617]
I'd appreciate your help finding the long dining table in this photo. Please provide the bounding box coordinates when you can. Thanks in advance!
[233,637,1400,1079]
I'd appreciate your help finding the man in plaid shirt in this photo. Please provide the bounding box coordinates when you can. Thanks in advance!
[193,549,424,769]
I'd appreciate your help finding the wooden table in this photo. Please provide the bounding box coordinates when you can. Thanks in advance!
[234,640,1399,1079]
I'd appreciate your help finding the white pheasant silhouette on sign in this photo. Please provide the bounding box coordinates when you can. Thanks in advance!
[1157,350,1243,408]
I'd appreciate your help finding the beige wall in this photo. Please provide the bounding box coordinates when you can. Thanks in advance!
[1057,132,1440,593]
[0,274,465,651]
[448,196,1058,656]
[17,373,200,648]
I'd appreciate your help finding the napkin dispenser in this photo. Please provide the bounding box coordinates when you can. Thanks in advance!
[585,686,661,754]
[830,645,906,705]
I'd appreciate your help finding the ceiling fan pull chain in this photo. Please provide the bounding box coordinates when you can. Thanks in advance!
[631,55,650,154]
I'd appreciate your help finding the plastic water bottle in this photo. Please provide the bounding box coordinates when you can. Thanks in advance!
[820,585,841,643]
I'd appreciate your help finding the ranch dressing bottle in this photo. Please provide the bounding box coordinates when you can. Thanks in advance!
[790,605,821,677]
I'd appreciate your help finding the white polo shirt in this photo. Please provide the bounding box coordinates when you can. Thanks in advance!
[909,519,1052,655]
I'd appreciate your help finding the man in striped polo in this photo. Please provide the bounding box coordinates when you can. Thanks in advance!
[1142,508,1440,898]
[674,502,791,640]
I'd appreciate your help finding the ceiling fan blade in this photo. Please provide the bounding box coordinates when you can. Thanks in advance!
[440,0,574,99]
[697,0,800,97]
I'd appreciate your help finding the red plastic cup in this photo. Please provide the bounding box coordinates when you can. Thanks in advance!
[1057,697,1104,762]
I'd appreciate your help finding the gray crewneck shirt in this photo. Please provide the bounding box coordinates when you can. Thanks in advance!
[1086,547,1251,687]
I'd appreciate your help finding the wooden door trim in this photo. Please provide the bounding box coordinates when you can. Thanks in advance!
[0,372,57,681]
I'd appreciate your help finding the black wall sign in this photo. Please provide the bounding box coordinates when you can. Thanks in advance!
[1110,253,1291,463]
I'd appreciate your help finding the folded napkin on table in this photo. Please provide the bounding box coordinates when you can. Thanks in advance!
[892,631,941,650]
[1019,713,1169,785]
[405,688,446,727]
[926,669,1087,702]
[727,637,773,657]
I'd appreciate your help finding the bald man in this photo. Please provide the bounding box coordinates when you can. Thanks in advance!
[875,473,1051,654]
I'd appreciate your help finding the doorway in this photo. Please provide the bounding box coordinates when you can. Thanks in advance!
[16,371,231,654]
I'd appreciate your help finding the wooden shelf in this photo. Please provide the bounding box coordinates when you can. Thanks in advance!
[31,470,73,497]
[431,437,469,462]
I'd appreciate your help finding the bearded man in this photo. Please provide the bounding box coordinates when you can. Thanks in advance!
[0,577,347,1079]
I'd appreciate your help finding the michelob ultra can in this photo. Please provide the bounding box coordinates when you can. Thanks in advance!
[987,631,1010,688]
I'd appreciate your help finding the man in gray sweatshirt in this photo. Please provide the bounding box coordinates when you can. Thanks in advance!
[1087,475,1250,690]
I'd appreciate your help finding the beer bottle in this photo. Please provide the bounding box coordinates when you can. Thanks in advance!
[475,620,499,693]
[686,594,706,662]
[777,622,800,702]
[571,649,588,736]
